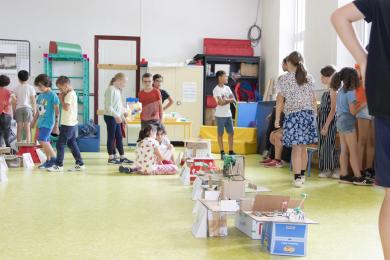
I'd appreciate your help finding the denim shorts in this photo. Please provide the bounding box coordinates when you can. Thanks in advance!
[356,106,373,120]
[375,116,390,188]
[216,117,234,136]
[336,113,356,133]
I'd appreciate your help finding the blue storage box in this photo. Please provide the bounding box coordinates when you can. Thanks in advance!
[261,222,308,257]
[77,124,100,152]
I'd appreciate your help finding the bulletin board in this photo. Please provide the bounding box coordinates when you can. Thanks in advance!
[0,39,30,88]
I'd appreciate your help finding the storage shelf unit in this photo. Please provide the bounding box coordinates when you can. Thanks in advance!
[43,53,90,124]
[193,54,261,124]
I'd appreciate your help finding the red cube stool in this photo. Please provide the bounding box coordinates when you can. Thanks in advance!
[16,144,42,164]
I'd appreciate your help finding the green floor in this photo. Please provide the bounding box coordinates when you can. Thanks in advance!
[0,149,384,259]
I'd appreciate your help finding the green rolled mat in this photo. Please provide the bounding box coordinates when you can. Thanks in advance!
[49,41,82,55]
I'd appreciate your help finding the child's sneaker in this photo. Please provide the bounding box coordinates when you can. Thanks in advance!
[363,168,375,180]
[68,164,85,172]
[339,174,354,184]
[108,158,121,165]
[260,157,273,164]
[301,175,306,184]
[119,165,137,174]
[47,165,64,172]
[38,161,50,169]
[119,158,134,164]
[331,171,340,179]
[264,160,283,168]
[353,177,374,186]
[293,178,304,188]
[220,151,225,160]
[318,171,332,178]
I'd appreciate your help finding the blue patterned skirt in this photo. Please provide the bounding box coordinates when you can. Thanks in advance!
[282,110,318,147]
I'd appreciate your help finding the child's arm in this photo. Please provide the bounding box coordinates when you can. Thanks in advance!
[30,95,37,115]
[163,96,174,111]
[53,104,60,132]
[154,147,164,163]
[274,94,284,128]
[31,110,39,128]
[11,94,16,115]
[331,3,367,85]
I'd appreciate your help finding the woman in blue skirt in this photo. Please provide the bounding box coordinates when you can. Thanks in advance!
[275,51,318,187]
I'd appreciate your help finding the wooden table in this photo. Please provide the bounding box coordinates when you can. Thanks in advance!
[127,120,193,139]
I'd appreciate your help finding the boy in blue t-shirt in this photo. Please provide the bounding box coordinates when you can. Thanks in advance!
[31,74,60,169]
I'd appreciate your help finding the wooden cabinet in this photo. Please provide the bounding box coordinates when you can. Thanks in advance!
[140,66,204,141]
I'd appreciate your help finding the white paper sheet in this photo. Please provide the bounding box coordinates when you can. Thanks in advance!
[182,82,197,103]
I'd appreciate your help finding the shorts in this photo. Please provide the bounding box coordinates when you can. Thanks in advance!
[375,116,390,188]
[356,106,373,120]
[216,117,234,136]
[336,113,356,134]
[38,127,52,142]
[15,107,33,123]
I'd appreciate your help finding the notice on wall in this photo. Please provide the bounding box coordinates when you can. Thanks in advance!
[182,82,197,103]
[0,45,17,74]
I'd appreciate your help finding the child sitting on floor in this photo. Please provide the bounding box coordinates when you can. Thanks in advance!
[119,125,177,175]
[156,126,175,164]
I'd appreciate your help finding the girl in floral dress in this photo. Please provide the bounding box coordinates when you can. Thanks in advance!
[275,51,318,187]
[119,125,177,175]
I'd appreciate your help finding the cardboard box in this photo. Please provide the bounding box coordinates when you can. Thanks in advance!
[252,194,290,213]
[220,180,246,200]
[208,211,228,237]
[184,140,212,158]
[262,222,308,257]
[235,211,263,240]
[240,63,259,77]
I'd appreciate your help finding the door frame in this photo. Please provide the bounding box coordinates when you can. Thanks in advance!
[94,35,141,123]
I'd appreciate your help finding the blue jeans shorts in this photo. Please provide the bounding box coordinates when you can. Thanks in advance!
[336,113,356,134]
[38,127,52,142]
[216,117,234,136]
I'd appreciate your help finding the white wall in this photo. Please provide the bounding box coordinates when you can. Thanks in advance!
[1,0,261,101]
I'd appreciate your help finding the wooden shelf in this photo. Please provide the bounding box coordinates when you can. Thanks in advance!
[97,64,138,70]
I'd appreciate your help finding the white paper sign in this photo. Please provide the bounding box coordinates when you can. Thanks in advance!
[0,156,8,171]
[204,190,220,201]
[35,149,47,163]
[0,45,17,74]
[181,166,190,186]
[192,203,208,238]
[22,153,35,169]
[182,82,197,103]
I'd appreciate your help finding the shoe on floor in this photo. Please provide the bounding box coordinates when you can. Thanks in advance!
[318,171,332,178]
[68,164,85,172]
[339,174,354,184]
[293,178,304,188]
[331,171,340,179]
[120,158,134,164]
[229,151,236,156]
[264,160,283,168]
[363,168,375,180]
[301,175,306,184]
[47,165,64,172]
[108,158,121,165]
[119,165,136,174]
[38,161,50,169]
[260,157,273,164]
[353,177,374,186]
[220,151,225,160]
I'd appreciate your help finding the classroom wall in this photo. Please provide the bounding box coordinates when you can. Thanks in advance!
[1,0,261,115]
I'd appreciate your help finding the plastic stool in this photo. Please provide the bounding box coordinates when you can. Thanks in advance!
[289,146,319,177]
[16,145,41,163]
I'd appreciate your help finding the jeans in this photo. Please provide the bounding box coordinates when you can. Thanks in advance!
[0,113,11,147]
[104,115,124,156]
[56,125,84,167]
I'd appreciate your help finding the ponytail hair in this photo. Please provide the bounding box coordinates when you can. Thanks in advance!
[330,67,359,92]
[110,72,126,86]
[137,125,157,143]
[287,51,308,86]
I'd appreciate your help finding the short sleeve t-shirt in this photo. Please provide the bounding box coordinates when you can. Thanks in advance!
[135,137,159,173]
[160,89,170,103]
[213,85,233,117]
[278,72,315,115]
[14,84,36,110]
[139,88,162,121]
[354,0,390,116]
[336,87,357,116]
[37,91,60,129]
[61,90,78,126]
[0,88,12,115]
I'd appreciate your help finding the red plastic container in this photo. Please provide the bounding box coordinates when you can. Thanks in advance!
[204,38,253,56]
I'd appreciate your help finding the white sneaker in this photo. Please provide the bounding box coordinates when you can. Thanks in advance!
[47,165,64,172]
[293,178,304,188]
[301,176,306,184]
[68,165,85,172]
[331,171,340,179]
[318,171,332,178]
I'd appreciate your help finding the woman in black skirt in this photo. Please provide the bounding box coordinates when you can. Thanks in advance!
[318,65,339,178]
